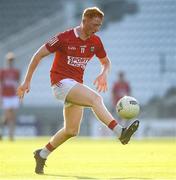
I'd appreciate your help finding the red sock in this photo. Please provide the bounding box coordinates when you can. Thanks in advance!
[46,142,55,152]
[108,120,118,130]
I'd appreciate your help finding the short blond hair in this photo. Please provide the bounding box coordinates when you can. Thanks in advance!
[82,7,104,20]
[6,52,15,60]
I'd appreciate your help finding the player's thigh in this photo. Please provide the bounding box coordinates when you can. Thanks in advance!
[64,104,84,132]
[66,83,101,107]
[4,109,12,120]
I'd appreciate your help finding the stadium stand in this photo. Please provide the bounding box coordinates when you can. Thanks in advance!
[0,0,176,108]
[0,0,63,41]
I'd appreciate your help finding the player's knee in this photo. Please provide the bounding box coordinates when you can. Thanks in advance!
[91,94,103,107]
[64,128,79,137]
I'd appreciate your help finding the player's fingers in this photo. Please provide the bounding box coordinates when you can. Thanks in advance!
[101,82,106,92]
[17,87,25,99]
[95,80,106,92]
[17,89,24,102]
[98,86,101,92]
[26,88,30,93]
[98,84,104,92]
[95,82,100,91]
[16,89,21,97]
[19,94,24,103]
[105,85,108,92]
[102,86,106,92]
[19,94,24,101]
[102,86,106,93]
[17,87,22,94]
[19,91,24,99]
[98,84,103,92]
[103,84,108,92]
[100,83,106,93]
[98,88,102,93]
[95,83,100,91]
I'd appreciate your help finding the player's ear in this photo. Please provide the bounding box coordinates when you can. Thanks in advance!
[82,18,86,25]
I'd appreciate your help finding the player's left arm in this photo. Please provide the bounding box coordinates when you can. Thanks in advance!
[93,56,111,92]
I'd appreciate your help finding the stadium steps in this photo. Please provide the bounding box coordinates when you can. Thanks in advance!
[0,0,176,107]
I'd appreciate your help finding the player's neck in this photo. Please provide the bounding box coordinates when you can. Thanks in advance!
[6,65,13,69]
[76,26,90,41]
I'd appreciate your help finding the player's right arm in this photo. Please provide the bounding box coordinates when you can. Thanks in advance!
[17,45,51,100]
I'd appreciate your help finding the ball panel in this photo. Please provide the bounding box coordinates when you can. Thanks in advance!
[116,96,140,120]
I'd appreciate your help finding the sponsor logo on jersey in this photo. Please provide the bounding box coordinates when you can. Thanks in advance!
[68,46,76,50]
[67,56,89,70]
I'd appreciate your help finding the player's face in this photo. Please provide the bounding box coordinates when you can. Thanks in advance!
[83,16,103,37]
[7,59,14,68]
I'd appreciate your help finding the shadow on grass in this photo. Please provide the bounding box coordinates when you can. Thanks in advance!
[111,178,153,180]
[44,173,98,179]
[44,173,153,180]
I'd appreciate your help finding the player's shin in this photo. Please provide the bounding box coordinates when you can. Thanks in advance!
[39,128,74,159]
[91,101,123,137]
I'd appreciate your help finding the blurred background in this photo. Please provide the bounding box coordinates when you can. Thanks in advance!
[0,0,176,139]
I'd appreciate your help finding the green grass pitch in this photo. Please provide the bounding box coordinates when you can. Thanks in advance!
[0,137,176,180]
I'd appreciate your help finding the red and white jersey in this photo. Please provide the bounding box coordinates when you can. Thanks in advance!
[45,27,106,85]
[112,81,131,106]
[0,68,20,97]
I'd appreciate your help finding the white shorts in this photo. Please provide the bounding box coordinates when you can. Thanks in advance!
[2,96,20,109]
[51,78,78,106]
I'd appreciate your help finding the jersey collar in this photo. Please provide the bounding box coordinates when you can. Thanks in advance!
[73,27,79,38]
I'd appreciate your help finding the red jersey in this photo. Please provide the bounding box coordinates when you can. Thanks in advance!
[45,27,106,85]
[0,68,20,97]
[112,81,130,106]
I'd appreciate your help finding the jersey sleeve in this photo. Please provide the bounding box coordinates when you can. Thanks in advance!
[45,33,63,53]
[95,37,107,59]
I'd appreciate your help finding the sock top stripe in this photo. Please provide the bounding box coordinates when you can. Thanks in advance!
[108,120,118,130]
[46,142,55,152]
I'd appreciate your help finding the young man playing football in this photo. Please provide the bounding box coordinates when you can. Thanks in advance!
[17,7,139,174]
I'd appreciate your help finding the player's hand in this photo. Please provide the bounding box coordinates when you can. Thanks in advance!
[17,81,30,101]
[93,73,108,93]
